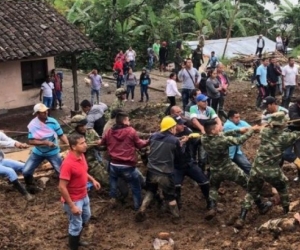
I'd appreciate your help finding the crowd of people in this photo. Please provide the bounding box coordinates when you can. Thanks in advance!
[2,39,300,249]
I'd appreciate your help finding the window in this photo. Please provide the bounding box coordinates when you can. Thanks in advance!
[21,59,48,90]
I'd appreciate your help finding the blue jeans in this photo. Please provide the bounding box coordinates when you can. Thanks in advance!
[116,75,123,88]
[126,85,135,100]
[181,89,193,111]
[91,89,100,104]
[109,165,141,210]
[129,60,135,71]
[0,159,24,182]
[23,153,62,177]
[63,195,91,236]
[283,146,297,163]
[147,57,153,71]
[282,85,295,108]
[140,85,149,101]
[174,163,209,185]
[43,96,53,108]
[232,153,252,175]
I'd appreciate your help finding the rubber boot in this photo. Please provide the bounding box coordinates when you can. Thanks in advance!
[135,192,154,222]
[199,183,210,204]
[69,234,80,250]
[175,186,182,210]
[78,223,89,247]
[12,180,34,202]
[205,199,217,220]
[24,175,41,194]
[58,100,62,110]
[235,208,248,229]
[283,205,289,214]
[169,203,180,224]
[255,199,273,215]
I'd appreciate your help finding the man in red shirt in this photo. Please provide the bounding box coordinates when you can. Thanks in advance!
[59,133,101,250]
[100,111,148,211]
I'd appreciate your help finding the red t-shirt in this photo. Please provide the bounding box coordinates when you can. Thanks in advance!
[59,151,88,202]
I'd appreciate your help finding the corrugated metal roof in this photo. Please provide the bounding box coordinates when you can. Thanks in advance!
[185,35,285,59]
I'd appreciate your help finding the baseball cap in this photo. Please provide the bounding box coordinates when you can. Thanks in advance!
[171,115,185,125]
[196,94,208,102]
[33,103,49,115]
[261,96,276,109]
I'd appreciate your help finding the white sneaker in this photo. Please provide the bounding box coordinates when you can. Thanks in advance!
[131,99,134,102]
[124,99,128,102]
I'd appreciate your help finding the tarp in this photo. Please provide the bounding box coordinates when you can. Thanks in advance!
[184,35,288,59]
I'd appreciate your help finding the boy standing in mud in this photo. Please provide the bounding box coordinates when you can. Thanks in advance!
[59,134,101,250]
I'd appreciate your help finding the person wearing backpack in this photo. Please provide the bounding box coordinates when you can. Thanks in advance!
[139,68,151,102]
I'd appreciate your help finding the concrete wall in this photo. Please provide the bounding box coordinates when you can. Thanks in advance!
[0,57,54,110]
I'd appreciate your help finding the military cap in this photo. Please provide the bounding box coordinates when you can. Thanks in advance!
[115,88,126,96]
[70,115,88,129]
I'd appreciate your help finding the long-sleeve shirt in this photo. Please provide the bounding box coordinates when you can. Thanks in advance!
[223,119,251,159]
[125,73,137,86]
[206,77,221,99]
[267,63,281,84]
[201,129,254,171]
[178,68,200,89]
[261,106,288,124]
[0,132,17,148]
[166,79,181,97]
[86,103,108,129]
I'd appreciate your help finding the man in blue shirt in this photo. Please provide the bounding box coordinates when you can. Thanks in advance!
[206,51,219,69]
[256,58,269,109]
[23,103,69,193]
[223,110,252,175]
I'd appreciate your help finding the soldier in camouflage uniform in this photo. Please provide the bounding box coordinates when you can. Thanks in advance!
[103,88,126,135]
[236,112,300,228]
[201,119,259,220]
[69,115,109,187]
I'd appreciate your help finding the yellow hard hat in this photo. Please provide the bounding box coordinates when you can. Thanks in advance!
[160,116,177,132]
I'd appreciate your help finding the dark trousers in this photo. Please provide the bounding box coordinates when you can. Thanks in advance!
[126,85,135,100]
[268,84,276,97]
[94,116,106,136]
[256,86,268,108]
[140,85,149,101]
[116,75,123,88]
[165,96,176,115]
[255,47,263,57]
[208,98,219,112]
[181,89,193,111]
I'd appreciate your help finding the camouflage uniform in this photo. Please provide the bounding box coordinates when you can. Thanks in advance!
[243,112,300,212]
[201,129,254,202]
[103,88,126,135]
[69,115,109,187]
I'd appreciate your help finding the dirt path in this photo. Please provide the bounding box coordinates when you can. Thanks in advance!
[2,70,300,249]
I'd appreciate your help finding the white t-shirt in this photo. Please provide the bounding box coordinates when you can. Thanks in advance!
[126,50,136,61]
[258,38,263,48]
[282,65,298,86]
[41,82,54,97]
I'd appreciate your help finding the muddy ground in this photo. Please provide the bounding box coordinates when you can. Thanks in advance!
[1,70,300,249]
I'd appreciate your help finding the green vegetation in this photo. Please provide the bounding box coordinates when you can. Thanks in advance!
[45,0,300,70]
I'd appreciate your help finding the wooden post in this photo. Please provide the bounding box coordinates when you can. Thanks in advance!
[71,53,79,112]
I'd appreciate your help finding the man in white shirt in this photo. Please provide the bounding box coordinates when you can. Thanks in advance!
[125,46,137,71]
[40,75,54,110]
[255,34,265,58]
[281,57,299,108]
[88,69,102,104]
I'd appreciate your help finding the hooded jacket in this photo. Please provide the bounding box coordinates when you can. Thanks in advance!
[101,124,148,166]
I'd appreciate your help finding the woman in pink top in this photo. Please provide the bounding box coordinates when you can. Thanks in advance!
[216,63,229,119]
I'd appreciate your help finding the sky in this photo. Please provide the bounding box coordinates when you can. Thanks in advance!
[265,0,298,13]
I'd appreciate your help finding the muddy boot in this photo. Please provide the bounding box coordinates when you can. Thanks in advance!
[135,192,154,222]
[175,186,182,210]
[283,205,290,214]
[235,208,248,229]
[169,202,180,224]
[78,224,89,247]
[205,199,217,220]
[24,176,42,194]
[69,234,80,250]
[12,180,34,202]
[255,199,273,215]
